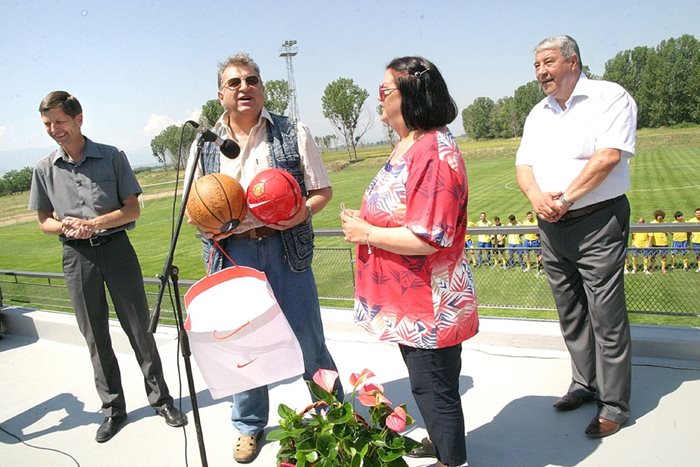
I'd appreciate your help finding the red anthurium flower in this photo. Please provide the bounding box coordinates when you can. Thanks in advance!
[357,382,391,407]
[313,369,339,394]
[386,406,407,432]
[349,369,375,390]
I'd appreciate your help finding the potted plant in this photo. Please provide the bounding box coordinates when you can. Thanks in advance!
[267,368,421,466]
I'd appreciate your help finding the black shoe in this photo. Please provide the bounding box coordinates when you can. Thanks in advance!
[95,414,127,443]
[155,405,188,427]
[552,392,593,411]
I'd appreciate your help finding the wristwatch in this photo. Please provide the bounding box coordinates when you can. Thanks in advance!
[305,204,313,220]
[559,195,574,209]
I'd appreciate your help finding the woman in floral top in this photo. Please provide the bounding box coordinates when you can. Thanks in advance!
[340,56,478,467]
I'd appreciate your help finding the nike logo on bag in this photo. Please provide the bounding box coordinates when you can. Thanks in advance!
[236,358,257,369]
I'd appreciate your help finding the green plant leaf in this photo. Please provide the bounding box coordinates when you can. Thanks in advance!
[316,434,336,455]
[377,446,404,462]
[266,427,290,441]
[326,403,353,424]
[278,403,297,419]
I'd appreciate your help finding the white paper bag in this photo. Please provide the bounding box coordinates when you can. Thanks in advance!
[184,265,304,399]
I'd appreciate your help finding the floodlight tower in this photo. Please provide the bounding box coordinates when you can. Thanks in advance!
[279,39,300,122]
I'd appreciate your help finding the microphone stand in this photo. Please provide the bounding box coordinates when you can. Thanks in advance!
[149,131,209,467]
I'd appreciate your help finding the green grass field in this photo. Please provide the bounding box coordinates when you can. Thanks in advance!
[1,126,698,325]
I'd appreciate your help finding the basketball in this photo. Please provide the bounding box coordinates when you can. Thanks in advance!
[246,169,303,224]
[186,173,248,234]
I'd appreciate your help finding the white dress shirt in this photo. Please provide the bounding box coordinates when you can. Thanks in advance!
[516,75,637,209]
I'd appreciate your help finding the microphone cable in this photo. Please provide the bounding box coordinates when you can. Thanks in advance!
[0,424,80,466]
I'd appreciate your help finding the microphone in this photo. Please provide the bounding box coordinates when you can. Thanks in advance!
[186,120,240,159]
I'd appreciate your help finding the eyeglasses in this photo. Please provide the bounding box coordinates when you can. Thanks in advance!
[222,75,261,90]
[378,84,398,102]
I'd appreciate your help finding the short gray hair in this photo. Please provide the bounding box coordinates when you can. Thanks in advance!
[217,53,262,89]
[535,35,583,69]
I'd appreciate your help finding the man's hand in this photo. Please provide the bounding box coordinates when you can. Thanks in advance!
[271,197,310,230]
[184,207,236,241]
[528,190,565,222]
[62,217,94,239]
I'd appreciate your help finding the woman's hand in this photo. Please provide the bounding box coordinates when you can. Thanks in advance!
[340,209,372,245]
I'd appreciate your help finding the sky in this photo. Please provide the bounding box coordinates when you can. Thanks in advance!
[1,0,699,174]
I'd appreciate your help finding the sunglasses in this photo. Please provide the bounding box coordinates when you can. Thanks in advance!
[223,75,261,90]
[378,84,398,102]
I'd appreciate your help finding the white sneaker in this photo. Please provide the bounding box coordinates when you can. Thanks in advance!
[624,269,629,275]
[523,267,530,272]
[631,269,636,274]
[644,270,651,275]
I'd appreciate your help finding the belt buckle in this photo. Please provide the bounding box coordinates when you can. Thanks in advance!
[89,236,110,246]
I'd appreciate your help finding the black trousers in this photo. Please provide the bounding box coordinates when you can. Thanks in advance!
[62,233,173,417]
[400,343,466,466]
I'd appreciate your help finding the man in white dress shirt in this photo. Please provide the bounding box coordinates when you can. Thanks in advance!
[516,35,637,438]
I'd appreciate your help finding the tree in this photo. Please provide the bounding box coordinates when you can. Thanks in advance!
[264,79,291,115]
[322,78,370,161]
[201,99,224,127]
[0,167,33,195]
[150,124,197,167]
[491,97,518,138]
[512,80,545,134]
[604,34,700,128]
[653,35,700,126]
[462,97,495,140]
[604,46,656,127]
[377,104,396,145]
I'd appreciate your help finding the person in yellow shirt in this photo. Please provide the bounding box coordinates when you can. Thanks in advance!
[521,211,541,272]
[465,219,477,265]
[506,214,524,268]
[491,216,507,268]
[626,217,651,274]
[475,211,492,266]
[670,211,689,271]
[650,210,669,273]
[687,208,700,272]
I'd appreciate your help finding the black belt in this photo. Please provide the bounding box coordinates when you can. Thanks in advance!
[231,226,279,239]
[63,230,126,247]
[560,195,624,221]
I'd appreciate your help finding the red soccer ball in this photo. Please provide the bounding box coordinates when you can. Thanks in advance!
[246,169,303,224]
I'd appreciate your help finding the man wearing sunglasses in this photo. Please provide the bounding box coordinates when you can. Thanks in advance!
[185,53,342,464]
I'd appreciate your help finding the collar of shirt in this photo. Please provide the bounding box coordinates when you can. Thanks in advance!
[543,73,589,113]
[51,138,102,167]
[214,107,274,136]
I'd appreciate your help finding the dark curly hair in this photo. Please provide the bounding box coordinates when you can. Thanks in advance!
[386,56,457,131]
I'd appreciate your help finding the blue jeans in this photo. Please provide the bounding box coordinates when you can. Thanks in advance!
[476,241,492,265]
[218,233,341,435]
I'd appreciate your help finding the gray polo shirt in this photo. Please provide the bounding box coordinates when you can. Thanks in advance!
[28,137,142,237]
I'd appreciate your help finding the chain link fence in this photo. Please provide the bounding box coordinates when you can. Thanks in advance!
[1,226,698,319]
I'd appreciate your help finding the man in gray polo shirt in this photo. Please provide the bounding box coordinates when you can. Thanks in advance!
[28,91,187,443]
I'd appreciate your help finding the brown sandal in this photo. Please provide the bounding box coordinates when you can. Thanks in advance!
[234,432,263,464]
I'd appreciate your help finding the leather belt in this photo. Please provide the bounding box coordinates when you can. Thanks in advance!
[231,226,279,239]
[560,195,624,221]
[63,230,126,247]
